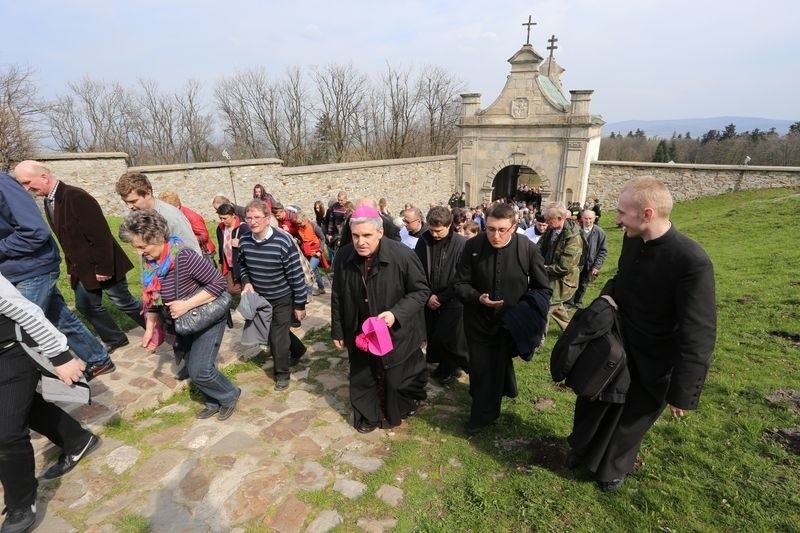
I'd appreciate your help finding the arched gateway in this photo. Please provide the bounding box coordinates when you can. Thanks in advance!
[456,24,603,208]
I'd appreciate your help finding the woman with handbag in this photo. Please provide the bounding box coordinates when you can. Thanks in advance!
[119,209,241,421]
[215,203,250,296]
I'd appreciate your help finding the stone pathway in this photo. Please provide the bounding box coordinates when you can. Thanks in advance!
[4,292,446,532]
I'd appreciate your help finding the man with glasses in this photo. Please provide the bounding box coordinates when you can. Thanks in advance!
[454,203,550,435]
[400,207,427,250]
[238,200,308,391]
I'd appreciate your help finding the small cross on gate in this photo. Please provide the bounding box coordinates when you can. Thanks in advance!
[547,34,558,60]
[522,15,537,45]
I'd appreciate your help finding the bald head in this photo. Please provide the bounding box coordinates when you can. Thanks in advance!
[356,197,379,210]
[14,160,56,197]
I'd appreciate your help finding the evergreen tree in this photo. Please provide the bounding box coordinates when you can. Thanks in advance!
[668,139,677,161]
[652,140,670,162]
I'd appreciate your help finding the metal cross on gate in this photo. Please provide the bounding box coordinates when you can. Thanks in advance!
[547,34,558,60]
[522,15,537,45]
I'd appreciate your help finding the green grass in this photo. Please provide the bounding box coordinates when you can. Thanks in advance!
[57,190,800,530]
[295,188,800,531]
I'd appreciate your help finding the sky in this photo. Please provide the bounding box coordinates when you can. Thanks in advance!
[3,0,799,124]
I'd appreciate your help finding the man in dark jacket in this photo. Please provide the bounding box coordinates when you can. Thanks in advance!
[454,203,551,435]
[414,206,468,384]
[15,161,145,352]
[331,205,430,433]
[572,177,716,492]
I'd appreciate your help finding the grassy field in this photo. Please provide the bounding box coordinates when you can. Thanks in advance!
[62,189,800,531]
[296,187,800,531]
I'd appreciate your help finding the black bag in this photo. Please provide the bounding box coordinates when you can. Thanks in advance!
[165,253,232,336]
[565,312,626,401]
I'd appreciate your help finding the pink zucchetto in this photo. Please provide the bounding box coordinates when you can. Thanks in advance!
[351,206,381,219]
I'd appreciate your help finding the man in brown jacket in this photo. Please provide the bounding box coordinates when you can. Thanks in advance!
[14,161,144,352]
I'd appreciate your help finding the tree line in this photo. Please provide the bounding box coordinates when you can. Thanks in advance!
[600,123,800,166]
[1,63,464,170]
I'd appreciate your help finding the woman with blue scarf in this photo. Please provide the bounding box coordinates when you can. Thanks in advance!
[119,210,240,421]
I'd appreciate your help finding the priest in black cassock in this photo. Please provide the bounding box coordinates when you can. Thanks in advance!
[454,203,551,435]
[331,205,430,433]
[568,176,716,492]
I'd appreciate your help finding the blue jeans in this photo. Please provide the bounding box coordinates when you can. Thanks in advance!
[306,255,326,298]
[15,272,108,365]
[176,317,239,409]
[75,278,145,345]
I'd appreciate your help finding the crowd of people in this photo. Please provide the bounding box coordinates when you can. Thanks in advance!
[0,161,716,530]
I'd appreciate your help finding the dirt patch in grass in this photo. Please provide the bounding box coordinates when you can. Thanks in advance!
[764,427,800,455]
[766,389,800,412]
[769,331,800,349]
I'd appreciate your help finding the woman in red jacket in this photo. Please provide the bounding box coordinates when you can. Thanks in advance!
[296,212,327,297]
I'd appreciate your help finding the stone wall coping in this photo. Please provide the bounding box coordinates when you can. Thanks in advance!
[593,160,800,172]
[36,152,129,160]
[129,158,284,173]
[282,155,457,176]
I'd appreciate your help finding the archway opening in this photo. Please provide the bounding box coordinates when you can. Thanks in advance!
[491,165,546,210]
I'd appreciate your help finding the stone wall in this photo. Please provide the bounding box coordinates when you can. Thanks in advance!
[34,153,457,220]
[32,153,800,221]
[587,161,800,210]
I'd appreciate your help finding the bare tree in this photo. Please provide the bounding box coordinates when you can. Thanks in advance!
[176,80,214,163]
[312,64,367,163]
[281,66,309,166]
[215,74,262,159]
[416,65,463,155]
[377,63,420,159]
[0,65,44,170]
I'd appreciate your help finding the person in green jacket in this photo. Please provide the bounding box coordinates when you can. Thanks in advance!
[538,202,583,331]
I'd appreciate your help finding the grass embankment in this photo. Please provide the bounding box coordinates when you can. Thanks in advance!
[63,190,799,530]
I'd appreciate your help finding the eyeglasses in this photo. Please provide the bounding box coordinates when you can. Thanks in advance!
[245,215,267,222]
[486,225,514,235]
[402,218,419,225]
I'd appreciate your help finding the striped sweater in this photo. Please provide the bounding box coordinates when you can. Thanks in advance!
[0,272,71,365]
[238,228,307,309]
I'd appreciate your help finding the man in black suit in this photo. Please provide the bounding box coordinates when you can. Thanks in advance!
[568,176,716,492]
[14,161,144,353]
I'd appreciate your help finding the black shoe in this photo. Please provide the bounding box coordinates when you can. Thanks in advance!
[42,434,100,480]
[274,377,290,391]
[356,422,378,434]
[84,359,115,381]
[176,366,190,381]
[291,317,301,328]
[196,406,220,419]
[565,450,582,469]
[1,504,36,533]
[438,370,462,385]
[218,389,241,421]
[465,420,496,436]
[289,347,307,367]
[402,400,421,419]
[105,338,130,354]
[597,476,626,493]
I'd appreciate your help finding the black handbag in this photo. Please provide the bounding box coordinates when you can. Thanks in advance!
[166,253,232,336]
[565,311,626,401]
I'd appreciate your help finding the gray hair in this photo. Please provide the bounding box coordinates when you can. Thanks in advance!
[350,215,383,232]
[119,209,169,245]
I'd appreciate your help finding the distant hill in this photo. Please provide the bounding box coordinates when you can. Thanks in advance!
[604,116,796,139]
